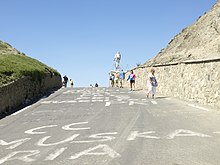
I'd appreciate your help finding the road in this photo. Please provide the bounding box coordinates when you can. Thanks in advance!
[0,87,220,165]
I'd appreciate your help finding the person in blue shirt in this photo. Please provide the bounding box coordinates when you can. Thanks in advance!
[127,70,136,91]
[119,70,125,88]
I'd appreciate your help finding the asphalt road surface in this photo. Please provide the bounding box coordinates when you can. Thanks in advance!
[1,87,220,165]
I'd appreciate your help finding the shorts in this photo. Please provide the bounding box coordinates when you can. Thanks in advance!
[130,80,135,84]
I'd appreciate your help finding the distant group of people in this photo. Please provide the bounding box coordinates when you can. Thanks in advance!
[109,67,158,98]
[90,83,99,87]
[62,75,74,88]
[109,70,126,88]
[63,75,99,88]
[63,67,158,99]
[110,69,136,90]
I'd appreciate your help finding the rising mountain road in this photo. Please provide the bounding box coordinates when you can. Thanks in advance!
[0,87,220,165]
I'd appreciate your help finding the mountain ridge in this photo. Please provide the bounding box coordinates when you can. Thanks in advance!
[145,0,220,66]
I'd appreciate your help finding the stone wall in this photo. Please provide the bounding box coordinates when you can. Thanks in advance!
[125,58,220,109]
[0,73,62,115]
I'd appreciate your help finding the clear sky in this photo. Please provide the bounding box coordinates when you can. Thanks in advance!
[0,0,217,87]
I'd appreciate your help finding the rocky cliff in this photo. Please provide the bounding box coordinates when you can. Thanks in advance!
[145,0,220,65]
[125,0,220,109]
[0,40,62,116]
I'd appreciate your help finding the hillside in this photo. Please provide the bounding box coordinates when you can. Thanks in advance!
[0,40,21,55]
[145,0,220,65]
[0,40,62,116]
[0,40,59,86]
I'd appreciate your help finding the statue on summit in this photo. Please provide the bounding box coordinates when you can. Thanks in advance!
[114,51,121,71]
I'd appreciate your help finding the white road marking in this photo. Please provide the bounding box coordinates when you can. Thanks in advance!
[25,125,57,135]
[0,138,31,149]
[69,144,120,160]
[127,131,160,140]
[167,129,211,139]
[0,150,40,164]
[71,132,118,143]
[78,100,90,103]
[105,102,111,107]
[92,100,103,102]
[37,134,79,147]
[92,97,103,100]
[41,101,51,104]
[134,102,148,106]
[188,104,210,111]
[129,101,135,106]
[40,91,157,107]
[213,132,220,134]
[151,101,157,105]
[44,147,67,161]
[62,122,90,131]
[11,105,31,116]
[93,94,103,97]
[63,90,74,94]
[129,99,138,101]
[67,100,77,103]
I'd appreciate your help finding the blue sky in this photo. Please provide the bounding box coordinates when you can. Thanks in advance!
[0,0,217,87]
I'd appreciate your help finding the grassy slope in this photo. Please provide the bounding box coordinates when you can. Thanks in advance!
[0,54,60,86]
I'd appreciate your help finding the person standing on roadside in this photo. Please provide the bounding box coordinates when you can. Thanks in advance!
[127,70,136,91]
[146,68,158,99]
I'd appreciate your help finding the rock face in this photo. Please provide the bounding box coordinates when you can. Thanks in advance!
[125,1,220,109]
[145,0,220,66]
[0,40,62,116]
[0,41,22,55]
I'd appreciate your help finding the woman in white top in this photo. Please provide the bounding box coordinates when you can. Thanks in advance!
[147,68,158,99]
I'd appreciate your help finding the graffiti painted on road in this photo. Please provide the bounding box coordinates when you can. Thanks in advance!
[0,121,218,164]
[41,89,151,106]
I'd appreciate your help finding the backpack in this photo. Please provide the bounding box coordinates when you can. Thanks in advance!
[151,77,158,87]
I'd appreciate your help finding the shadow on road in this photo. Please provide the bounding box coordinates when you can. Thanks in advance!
[0,89,57,120]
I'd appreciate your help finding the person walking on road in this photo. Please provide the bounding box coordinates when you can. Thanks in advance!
[127,70,136,91]
[63,75,68,88]
[70,79,74,88]
[119,70,125,88]
[146,68,158,99]
[95,83,99,87]
[110,73,115,87]
[115,72,119,87]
